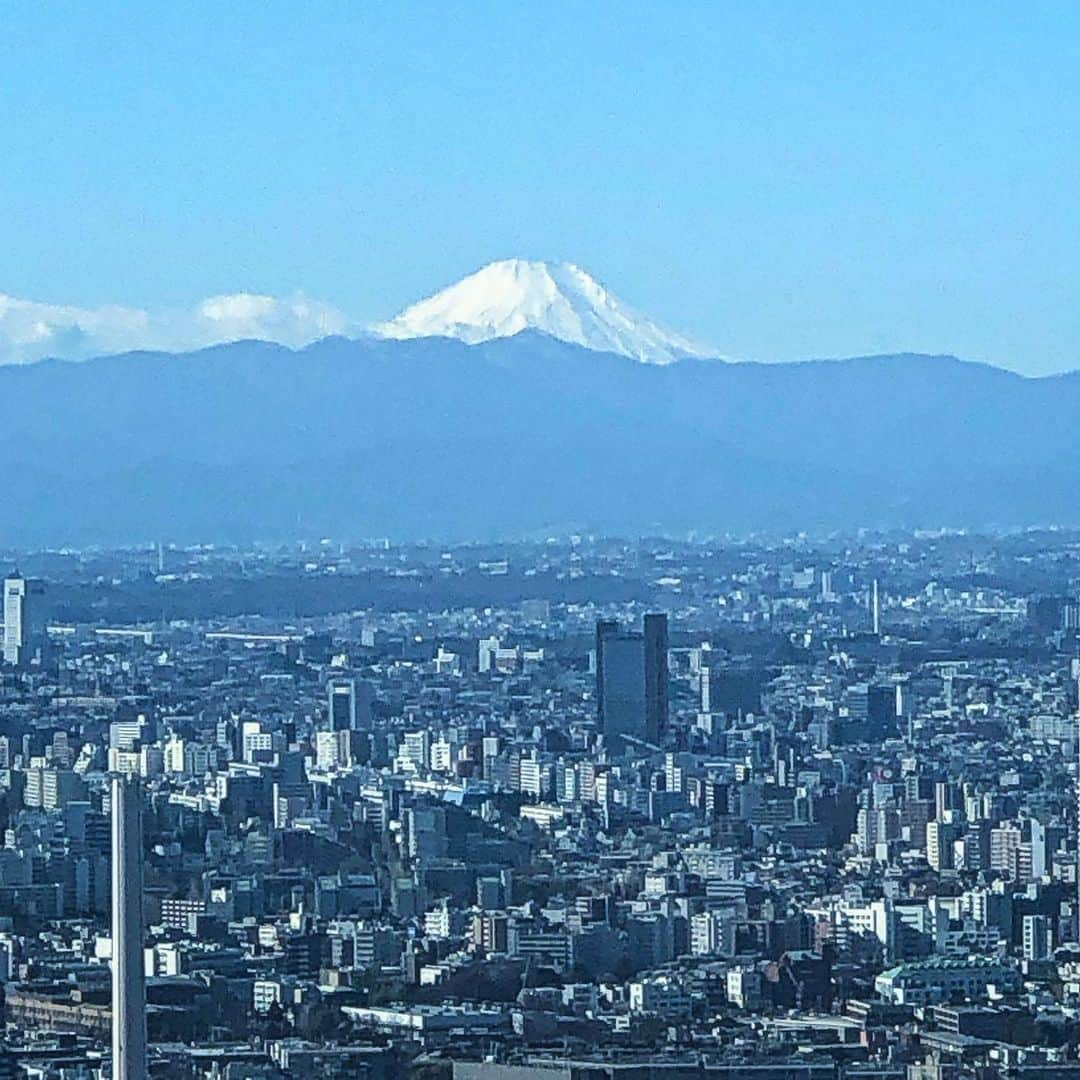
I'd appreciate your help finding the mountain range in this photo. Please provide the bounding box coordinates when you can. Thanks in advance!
[2,260,1076,545]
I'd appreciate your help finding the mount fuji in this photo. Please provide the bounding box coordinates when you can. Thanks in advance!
[373,258,713,364]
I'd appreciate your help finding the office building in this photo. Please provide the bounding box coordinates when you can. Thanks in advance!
[2,574,34,666]
[1023,914,1052,961]
[596,613,668,754]
[644,612,668,743]
[328,678,356,731]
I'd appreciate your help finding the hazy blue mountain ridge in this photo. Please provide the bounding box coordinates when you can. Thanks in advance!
[3,333,1073,544]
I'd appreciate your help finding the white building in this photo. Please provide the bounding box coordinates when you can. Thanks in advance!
[628,976,693,1018]
[402,731,430,769]
[726,966,763,1010]
[430,737,456,773]
[163,738,186,776]
[518,756,544,798]
[874,956,1021,1005]
[253,979,283,1012]
[424,902,453,940]
[2,575,26,665]
[314,731,341,772]
[478,636,501,673]
[690,910,735,957]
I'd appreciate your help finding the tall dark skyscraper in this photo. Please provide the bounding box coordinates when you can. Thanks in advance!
[644,612,669,744]
[328,678,357,731]
[594,620,619,741]
[596,613,668,754]
[328,677,374,731]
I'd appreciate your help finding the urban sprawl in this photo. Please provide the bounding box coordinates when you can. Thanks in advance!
[0,532,1078,1079]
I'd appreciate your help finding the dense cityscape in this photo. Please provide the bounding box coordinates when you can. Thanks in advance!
[0,530,1074,1078]
[9,4,1080,1080]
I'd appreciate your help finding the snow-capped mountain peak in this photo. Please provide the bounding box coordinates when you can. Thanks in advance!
[372,259,713,364]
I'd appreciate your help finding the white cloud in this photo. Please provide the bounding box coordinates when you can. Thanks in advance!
[0,291,352,365]
[194,293,348,348]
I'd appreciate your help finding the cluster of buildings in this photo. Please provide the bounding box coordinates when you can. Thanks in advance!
[0,530,1078,1078]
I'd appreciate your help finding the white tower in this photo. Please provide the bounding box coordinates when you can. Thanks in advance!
[111,775,146,1080]
[871,579,881,636]
[2,575,26,665]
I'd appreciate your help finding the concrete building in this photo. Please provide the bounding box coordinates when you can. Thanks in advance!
[874,956,1021,1005]
[596,613,668,754]
[3,574,27,665]
[111,775,146,1080]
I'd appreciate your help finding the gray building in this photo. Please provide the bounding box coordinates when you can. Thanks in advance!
[596,613,668,754]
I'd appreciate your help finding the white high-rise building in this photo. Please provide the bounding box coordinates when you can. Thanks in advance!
[402,730,430,769]
[3,575,27,665]
[314,731,341,772]
[430,737,455,773]
[478,636,500,673]
[519,756,543,798]
[690,910,735,957]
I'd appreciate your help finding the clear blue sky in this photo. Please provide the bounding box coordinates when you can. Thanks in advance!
[2,2,1080,374]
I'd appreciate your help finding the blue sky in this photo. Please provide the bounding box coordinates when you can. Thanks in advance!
[2,2,1080,373]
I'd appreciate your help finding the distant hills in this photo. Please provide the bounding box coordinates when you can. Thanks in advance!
[1,332,1077,546]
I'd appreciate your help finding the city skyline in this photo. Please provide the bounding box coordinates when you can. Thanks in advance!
[0,531,1077,1077]
[4,5,1080,1078]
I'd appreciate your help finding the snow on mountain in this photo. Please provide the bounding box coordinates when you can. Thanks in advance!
[372,259,714,364]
